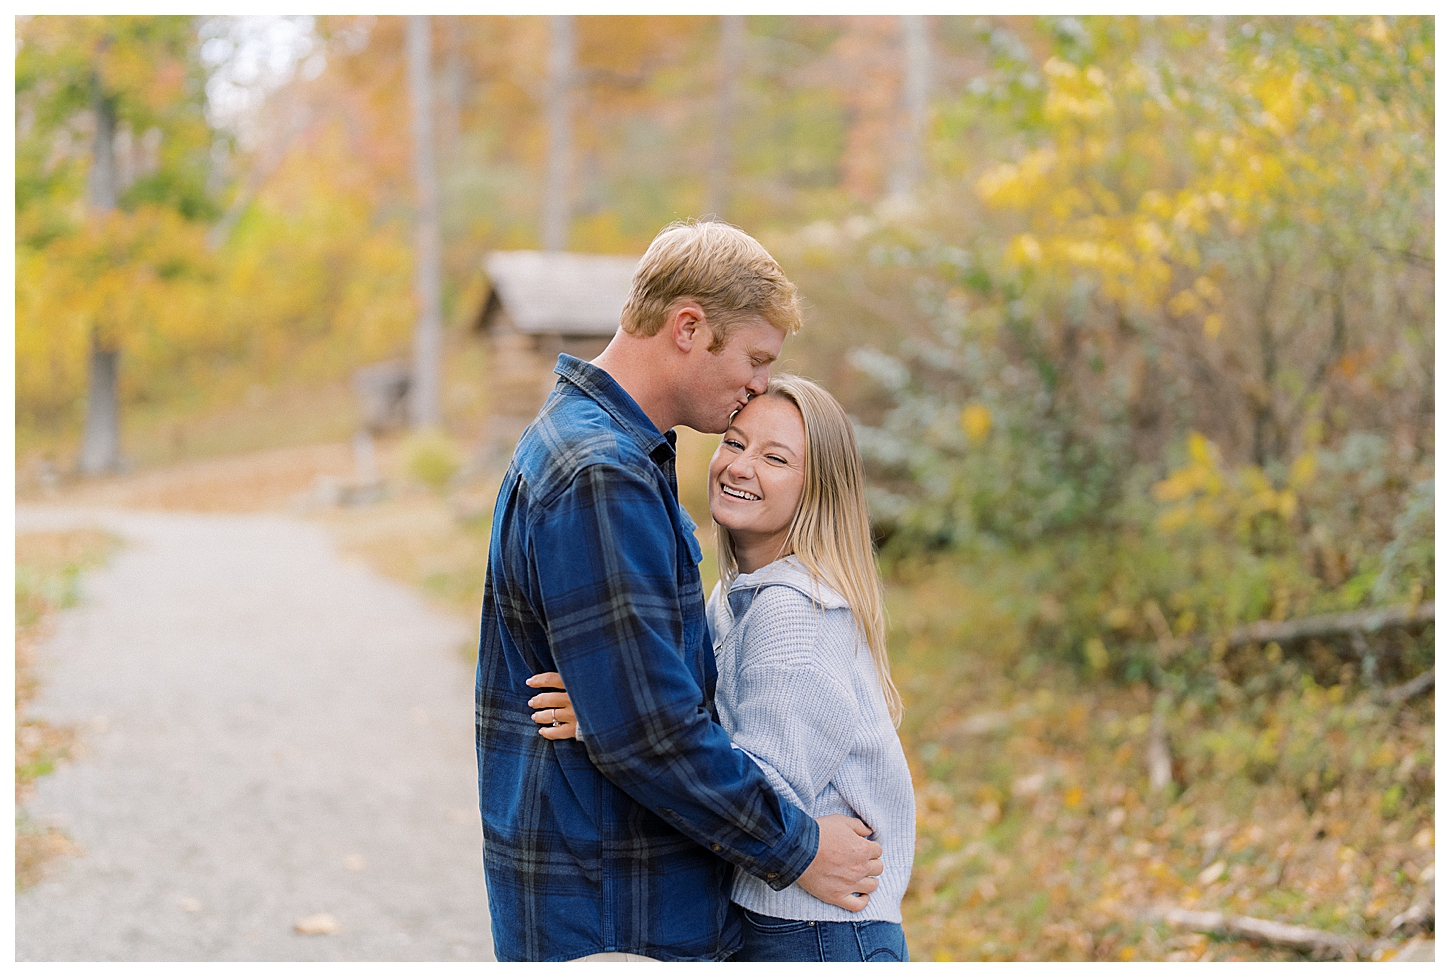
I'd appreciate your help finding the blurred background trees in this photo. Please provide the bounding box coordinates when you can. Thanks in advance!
[16,11,1432,649]
[790,16,1432,679]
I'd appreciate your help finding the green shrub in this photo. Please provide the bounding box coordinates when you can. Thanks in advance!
[403,430,463,494]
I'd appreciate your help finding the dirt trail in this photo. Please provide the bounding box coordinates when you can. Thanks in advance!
[15,506,493,961]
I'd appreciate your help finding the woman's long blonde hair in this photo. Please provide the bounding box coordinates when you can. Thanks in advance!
[715,373,903,726]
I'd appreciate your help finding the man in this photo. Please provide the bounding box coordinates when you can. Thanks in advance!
[475,220,883,962]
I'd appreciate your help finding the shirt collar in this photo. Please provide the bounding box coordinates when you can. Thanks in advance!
[553,354,676,464]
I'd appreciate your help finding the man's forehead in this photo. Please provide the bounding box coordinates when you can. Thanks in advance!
[732,316,786,357]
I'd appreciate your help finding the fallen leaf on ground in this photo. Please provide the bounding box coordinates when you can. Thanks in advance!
[295,913,341,936]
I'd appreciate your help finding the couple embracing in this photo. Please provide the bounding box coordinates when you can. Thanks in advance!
[475,220,915,962]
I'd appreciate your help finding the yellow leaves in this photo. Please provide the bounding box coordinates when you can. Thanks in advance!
[976,147,1056,210]
[16,204,214,419]
[1103,606,1134,631]
[1287,451,1317,490]
[331,226,414,363]
[1042,57,1114,122]
[1042,56,1076,80]
[1083,638,1110,674]
[961,403,993,444]
[1007,233,1043,266]
[1167,289,1202,318]
[1154,435,1313,535]
[1132,219,1169,257]
[1153,432,1219,504]
[1186,431,1211,466]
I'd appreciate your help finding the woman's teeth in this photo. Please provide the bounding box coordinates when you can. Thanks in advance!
[721,485,760,501]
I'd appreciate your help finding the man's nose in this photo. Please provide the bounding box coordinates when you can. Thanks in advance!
[746,368,769,396]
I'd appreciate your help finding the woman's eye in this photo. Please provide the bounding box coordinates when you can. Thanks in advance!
[724,439,744,450]
[767,455,787,465]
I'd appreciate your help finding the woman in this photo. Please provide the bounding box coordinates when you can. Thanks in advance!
[525,374,915,962]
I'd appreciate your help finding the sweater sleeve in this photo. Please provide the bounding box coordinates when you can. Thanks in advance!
[726,588,862,815]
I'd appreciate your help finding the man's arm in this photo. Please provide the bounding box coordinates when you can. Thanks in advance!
[531,463,874,898]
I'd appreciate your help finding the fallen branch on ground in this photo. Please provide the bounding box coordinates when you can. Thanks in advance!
[1146,906,1359,960]
[1387,897,1434,936]
[1223,602,1433,650]
[1146,696,1173,792]
[1378,667,1434,707]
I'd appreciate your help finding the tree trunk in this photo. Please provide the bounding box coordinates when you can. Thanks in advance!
[407,15,443,429]
[889,15,930,200]
[79,77,123,476]
[1250,259,1282,467]
[78,332,122,476]
[541,15,575,251]
[87,78,118,213]
[441,16,466,157]
[706,15,744,219]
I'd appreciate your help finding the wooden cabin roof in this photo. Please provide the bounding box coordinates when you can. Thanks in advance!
[477,250,640,337]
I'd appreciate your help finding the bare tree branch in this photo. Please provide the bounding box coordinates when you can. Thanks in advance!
[1377,667,1434,707]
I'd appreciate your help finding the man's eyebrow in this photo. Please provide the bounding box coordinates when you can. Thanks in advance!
[749,347,778,363]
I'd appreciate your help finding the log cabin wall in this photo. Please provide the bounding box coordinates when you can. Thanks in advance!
[473,251,638,465]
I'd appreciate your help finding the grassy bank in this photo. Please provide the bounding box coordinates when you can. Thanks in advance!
[888,556,1433,961]
[15,528,121,889]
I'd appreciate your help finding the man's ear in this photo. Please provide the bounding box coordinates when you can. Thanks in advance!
[668,301,709,354]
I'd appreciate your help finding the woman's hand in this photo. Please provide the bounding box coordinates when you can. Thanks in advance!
[526,671,579,740]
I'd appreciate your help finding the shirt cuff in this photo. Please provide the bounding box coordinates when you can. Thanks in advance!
[739,808,821,891]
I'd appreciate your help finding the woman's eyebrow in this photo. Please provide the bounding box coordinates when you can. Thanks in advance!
[761,440,799,455]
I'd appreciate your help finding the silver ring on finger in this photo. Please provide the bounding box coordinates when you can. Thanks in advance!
[550,708,561,727]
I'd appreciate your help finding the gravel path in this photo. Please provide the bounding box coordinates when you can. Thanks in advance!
[15,507,494,961]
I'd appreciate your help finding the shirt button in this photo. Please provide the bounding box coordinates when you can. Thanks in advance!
[765,873,777,880]
[711,843,722,852]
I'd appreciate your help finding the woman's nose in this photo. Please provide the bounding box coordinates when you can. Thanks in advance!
[727,454,754,478]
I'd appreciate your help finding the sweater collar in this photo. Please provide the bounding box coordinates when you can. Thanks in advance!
[727,555,851,612]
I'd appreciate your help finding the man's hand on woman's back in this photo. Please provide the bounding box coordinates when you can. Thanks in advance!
[796,813,885,912]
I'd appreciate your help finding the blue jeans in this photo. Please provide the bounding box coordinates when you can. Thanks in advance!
[731,908,910,962]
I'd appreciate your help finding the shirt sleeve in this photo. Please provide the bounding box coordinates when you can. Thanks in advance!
[726,589,862,817]
[530,462,819,890]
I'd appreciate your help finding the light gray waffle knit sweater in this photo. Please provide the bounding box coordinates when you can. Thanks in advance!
[707,556,915,923]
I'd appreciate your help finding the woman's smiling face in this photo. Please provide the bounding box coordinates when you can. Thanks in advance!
[708,394,807,571]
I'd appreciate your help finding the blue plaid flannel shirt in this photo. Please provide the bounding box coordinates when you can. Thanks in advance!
[475,354,820,962]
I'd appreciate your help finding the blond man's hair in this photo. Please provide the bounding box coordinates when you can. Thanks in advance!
[715,374,903,726]
[621,219,803,353]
